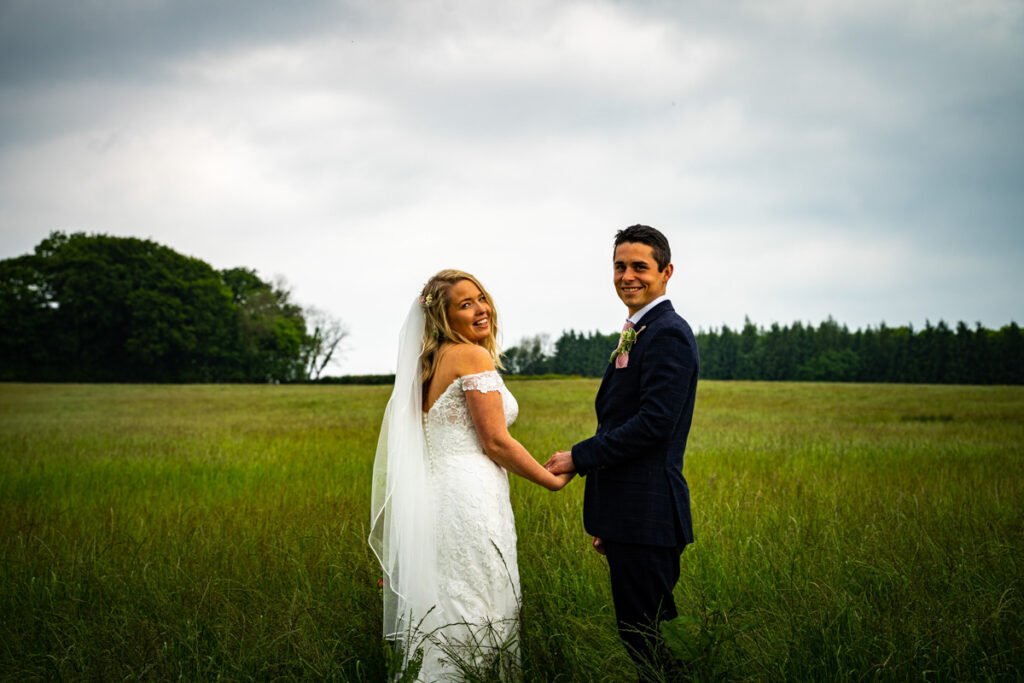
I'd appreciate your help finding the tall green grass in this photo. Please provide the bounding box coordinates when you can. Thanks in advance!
[1,381,1021,680]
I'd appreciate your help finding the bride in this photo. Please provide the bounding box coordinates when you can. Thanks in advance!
[369,269,572,682]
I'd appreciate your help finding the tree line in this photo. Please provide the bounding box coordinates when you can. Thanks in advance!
[504,317,1023,385]
[0,232,346,382]
[4,232,1019,385]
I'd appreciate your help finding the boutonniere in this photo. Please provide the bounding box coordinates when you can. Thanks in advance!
[609,325,646,369]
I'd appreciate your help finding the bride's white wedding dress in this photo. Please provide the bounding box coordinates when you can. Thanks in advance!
[370,300,522,682]
[416,369,521,681]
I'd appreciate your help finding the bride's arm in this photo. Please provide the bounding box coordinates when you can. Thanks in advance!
[466,390,571,491]
[448,344,571,491]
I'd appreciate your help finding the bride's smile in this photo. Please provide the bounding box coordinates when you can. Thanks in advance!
[447,279,492,343]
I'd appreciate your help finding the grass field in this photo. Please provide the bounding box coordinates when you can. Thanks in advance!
[1,380,1022,681]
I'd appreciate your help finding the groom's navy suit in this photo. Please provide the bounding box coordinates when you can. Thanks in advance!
[571,300,699,672]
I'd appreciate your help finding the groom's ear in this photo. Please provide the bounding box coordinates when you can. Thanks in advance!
[661,262,674,280]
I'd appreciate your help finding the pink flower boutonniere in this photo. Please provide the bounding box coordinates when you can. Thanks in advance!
[610,325,646,369]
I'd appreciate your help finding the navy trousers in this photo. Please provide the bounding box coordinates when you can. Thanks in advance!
[604,540,683,681]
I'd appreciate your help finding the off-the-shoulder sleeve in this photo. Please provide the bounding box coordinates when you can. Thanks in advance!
[460,370,504,394]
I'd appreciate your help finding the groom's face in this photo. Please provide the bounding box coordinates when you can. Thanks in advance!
[613,242,673,315]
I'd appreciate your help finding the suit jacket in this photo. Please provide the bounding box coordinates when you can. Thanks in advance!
[571,300,699,548]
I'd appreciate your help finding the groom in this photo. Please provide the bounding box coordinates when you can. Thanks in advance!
[545,224,699,679]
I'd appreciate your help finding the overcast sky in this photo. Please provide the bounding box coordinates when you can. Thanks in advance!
[2,0,1022,374]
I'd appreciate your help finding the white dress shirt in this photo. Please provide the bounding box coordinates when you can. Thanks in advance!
[627,295,671,326]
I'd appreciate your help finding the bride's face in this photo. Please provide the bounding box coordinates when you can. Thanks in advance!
[446,279,492,344]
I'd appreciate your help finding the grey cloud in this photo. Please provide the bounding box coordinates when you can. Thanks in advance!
[0,0,354,85]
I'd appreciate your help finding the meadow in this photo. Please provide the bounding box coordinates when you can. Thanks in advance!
[0,380,1021,681]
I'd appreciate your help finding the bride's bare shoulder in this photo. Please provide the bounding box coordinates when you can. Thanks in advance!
[441,343,494,376]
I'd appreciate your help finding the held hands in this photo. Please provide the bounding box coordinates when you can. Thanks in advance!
[543,450,576,491]
[547,471,575,491]
[544,450,576,475]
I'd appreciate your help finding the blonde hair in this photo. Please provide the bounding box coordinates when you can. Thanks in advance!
[419,269,503,384]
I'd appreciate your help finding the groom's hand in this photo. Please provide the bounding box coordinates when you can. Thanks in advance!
[544,450,575,475]
[592,536,605,555]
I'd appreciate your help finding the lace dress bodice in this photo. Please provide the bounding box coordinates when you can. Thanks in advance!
[424,370,519,459]
[417,370,521,680]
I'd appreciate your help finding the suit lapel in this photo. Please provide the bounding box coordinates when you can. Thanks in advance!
[637,300,674,328]
[625,301,672,356]
[595,301,675,407]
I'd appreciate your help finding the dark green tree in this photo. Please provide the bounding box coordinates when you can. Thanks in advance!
[692,317,1019,385]
[0,253,56,379]
[220,268,307,382]
[0,232,313,382]
[550,330,619,377]
[503,334,552,375]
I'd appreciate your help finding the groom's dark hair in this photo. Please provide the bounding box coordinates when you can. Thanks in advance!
[614,224,671,271]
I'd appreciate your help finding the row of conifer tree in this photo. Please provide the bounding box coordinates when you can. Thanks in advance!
[504,318,1023,384]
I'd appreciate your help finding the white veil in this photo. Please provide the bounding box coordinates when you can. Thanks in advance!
[368,298,440,653]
